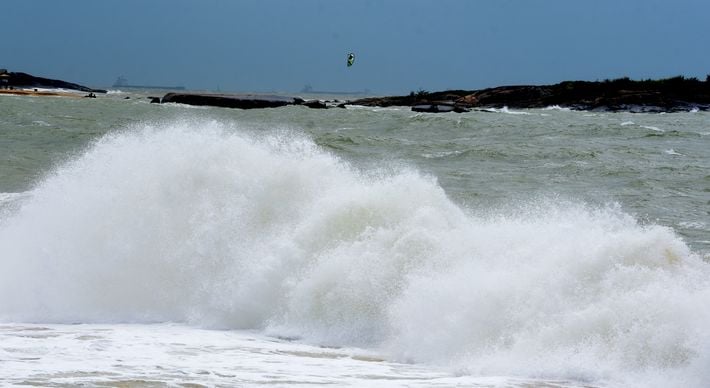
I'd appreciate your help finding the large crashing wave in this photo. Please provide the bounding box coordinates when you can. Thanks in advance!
[1,120,709,387]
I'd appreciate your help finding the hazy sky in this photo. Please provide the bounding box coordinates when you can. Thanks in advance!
[3,0,709,94]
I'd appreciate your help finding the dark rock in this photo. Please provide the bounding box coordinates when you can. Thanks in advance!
[412,103,470,113]
[347,76,710,113]
[1,71,106,93]
[149,97,161,104]
[163,93,295,109]
[161,93,327,110]
[300,99,327,109]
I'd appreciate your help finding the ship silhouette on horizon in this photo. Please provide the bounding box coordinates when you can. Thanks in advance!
[112,76,185,90]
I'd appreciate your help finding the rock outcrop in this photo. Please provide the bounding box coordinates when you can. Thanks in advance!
[412,103,469,113]
[0,70,106,93]
[161,92,327,109]
[348,76,710,113]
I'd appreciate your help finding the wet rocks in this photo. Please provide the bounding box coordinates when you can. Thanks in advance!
[160,92,328,110]
[347,76,710,113]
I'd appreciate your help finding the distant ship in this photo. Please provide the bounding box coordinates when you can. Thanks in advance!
[112,76,185,90]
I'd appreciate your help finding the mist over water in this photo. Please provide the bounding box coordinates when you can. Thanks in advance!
[1,119,709,387]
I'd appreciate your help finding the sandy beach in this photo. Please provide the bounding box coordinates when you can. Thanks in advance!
[0,88,85,98]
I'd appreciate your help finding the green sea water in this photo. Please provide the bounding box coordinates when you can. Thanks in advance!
[1,93,708,254]
[2,92,710,387]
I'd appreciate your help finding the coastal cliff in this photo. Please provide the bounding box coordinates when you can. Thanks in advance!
[348,76,710,113]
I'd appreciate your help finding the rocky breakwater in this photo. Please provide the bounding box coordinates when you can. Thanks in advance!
[347,76,710,113]
[161,92,327,109]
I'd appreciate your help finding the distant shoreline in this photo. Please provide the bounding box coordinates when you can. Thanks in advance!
[156,76,710,113]
[346,76,710,113]
[0,70,106,94]
[4,69,710,113]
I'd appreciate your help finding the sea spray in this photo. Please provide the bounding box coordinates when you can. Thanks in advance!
[0,120,709,387]
[384,203,710,384]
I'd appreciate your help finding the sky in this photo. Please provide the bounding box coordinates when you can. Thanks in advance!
[3,0,709,94]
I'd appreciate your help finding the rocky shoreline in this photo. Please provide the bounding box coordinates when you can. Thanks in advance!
[4,70,709,113]
[0,69,106,94]
[346,76,710,113]
[159,76,710,113]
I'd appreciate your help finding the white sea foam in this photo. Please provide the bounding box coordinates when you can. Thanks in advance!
[0,192,25,204]
[621,121,635,126]
[482,107,531,115]
[543,105,571,111]
[0,120,709,387]
[0,192,30,213]
[160,102,212,109]
[665,149,684,156]
[642,125,664,132]
[0,323,567,387]
[679,221,707,230]
[421,150,466,159]
[343,104,372,110]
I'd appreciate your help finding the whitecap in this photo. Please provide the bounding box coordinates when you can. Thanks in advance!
[543,105,571,111]
[483,107,531,115]
[641,125,664,132]
[1,121,709,387]
[679,221,707,230]
[160,102,212,110]
[0,192,28,205]
[421,150,466,159]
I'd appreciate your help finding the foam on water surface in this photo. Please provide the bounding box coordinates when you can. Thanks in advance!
[0,120,709,387]
[3,323,543,387]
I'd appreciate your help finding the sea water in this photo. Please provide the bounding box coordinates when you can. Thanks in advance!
[0,92,709,387]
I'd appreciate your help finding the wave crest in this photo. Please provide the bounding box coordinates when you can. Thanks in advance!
[1,120,708,386]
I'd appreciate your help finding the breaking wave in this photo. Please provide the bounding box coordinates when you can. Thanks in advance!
[1,119,708,387]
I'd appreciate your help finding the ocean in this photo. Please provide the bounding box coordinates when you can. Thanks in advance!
[1,91,709,387]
